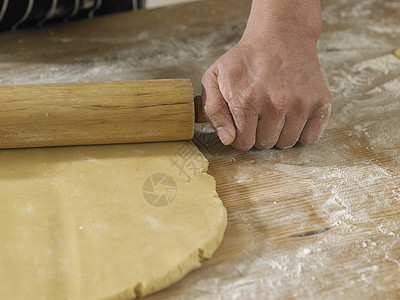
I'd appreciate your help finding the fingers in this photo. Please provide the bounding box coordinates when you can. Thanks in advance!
[254,90,298,149]
[299,103,331,145]
[255,113,285,149]
[202,69,259,151]
[255,109,308,150]
[202,61,332,151]
[228,97,259,151]
[202,82,329,151]
[296,63,331,145]
[255,95,331,149]
[201,72,236,146]
[275,114,308,149]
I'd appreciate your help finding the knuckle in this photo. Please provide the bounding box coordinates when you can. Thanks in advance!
[300,135,317,145]
[233,142,254,152]
[275,143,293,150]
[325,90,332,103]
[317,88,332,107]
[255,141,274,150]
[203,104,223,118]
[201,72,212,87]
[232,133,256,151]
[242,99,258,115]
[296,99,310,117]
[316,101,332,119]
[255,132,279,150]
[319,94,332,109]
[201,67,217,87]
[230,95,258,117]
[276,137,298,150]
[271,89,290,115]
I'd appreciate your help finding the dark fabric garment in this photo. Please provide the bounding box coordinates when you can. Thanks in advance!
[0,0,145,31]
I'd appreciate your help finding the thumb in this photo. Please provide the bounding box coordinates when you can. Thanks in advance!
[201,71,236,146]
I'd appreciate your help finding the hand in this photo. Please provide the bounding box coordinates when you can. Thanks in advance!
[201,0,331,151]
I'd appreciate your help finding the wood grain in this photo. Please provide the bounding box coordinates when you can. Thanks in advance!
[0,0,399,299]
[0,80,194,148]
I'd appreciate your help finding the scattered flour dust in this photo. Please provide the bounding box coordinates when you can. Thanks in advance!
[1,0,399,298]
[211,160,400,299]
[273,162,398,227]
[0,22,245,93]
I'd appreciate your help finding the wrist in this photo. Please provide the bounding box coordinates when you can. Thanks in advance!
[241,0,323,48]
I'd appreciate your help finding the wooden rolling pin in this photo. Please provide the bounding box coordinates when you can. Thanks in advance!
[0,79,207,149]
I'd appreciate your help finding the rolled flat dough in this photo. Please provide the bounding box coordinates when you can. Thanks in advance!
[0,141,227,300]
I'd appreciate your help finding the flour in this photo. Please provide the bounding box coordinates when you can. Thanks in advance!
[272,162,397,228]
[233,173,252,184]
[1,0,400,298]
[0,22,245,95]
[352,54,400,75]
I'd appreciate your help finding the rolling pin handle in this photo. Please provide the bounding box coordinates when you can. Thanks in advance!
[194,95,208,123]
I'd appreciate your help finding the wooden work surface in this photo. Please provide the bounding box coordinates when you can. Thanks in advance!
[1,0,399,298]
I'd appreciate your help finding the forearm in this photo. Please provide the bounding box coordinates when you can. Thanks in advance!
[242,0,323,47]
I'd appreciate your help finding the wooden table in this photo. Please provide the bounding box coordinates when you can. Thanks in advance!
[1,0,399,298]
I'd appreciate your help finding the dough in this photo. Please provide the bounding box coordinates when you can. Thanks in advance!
[395,48,400,59]
[0,141,227,300]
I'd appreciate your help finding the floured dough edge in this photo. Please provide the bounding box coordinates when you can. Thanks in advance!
[100,155,227,300]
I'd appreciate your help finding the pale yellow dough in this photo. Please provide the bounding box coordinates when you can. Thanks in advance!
[0,141,227,300]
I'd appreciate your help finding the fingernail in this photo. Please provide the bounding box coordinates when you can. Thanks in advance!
[217,127,232,145]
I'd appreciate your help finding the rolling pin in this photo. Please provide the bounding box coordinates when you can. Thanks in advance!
[0,79,207,149]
